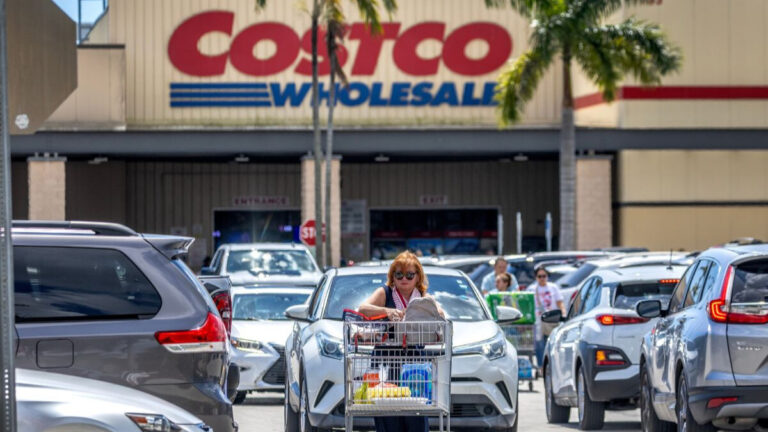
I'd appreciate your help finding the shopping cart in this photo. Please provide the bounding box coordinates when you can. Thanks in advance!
[487,292,538,391]
[343,316,453,432]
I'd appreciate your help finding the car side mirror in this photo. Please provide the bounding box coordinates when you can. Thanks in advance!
[636,300,663,319]
[285,304,311,322]
[496,306,522,324]
[541,309,564,323]
[200,266,215,276]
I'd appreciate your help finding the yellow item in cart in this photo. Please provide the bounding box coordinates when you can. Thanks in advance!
[367,385,412,399]
[353,382,370,403]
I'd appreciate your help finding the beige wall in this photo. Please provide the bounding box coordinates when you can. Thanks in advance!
[88,0,561,127]
[617,150,768,250]
[28,160,66,220]
[45,47,127,130]
[576,158,612,250]
[575,0,768,129]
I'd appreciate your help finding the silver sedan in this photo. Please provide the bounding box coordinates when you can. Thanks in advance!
[17,368,211,432]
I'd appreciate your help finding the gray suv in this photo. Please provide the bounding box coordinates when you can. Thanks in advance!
[638,244,768,432]
[12,221,235,432]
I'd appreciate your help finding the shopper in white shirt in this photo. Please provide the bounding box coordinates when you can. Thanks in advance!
[481,257,518,294]
[526,267,565,369]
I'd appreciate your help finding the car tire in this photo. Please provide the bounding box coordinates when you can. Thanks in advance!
[577,366,605,430]
[676,376,715,432]
[233,391,247,405]
[545,362,570,424]
[641,367,674,432]
[285,384,300,432]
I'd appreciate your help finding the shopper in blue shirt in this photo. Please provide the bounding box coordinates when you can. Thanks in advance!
[481,257,518,294]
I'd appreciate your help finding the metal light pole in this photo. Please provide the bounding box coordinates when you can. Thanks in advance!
[0,0,16,429]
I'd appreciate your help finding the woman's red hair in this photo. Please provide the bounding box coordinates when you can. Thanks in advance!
[387,251,428,295]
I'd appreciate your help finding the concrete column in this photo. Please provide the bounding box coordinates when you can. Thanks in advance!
[301,155,341,267]
[575,156,612,249]
[28,153,66,220]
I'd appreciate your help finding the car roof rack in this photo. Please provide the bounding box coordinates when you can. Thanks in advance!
[11,220,138,236]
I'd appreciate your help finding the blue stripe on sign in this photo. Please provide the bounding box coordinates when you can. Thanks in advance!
[170,92,270,98]
[170,100,272,107]
[170,83,267,90]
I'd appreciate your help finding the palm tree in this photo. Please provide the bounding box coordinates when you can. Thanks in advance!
[322,0,396,266]
[486,0,681,250]
[255,0,396,267]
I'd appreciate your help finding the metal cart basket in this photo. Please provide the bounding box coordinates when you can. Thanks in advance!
[502,323,537,390]
[343,319,453,432]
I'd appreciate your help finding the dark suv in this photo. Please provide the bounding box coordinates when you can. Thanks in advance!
[12,221,235,432]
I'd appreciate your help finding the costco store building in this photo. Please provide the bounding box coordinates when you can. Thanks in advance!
[11,0,768,268]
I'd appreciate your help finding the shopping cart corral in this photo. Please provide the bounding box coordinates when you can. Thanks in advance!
[343,318,453,432]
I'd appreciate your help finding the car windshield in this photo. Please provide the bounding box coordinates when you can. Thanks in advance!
[323,274,488,321]
[226,249,318,275]
[612,282,677,310]
[556,263,597,288]
[233,292,310,320]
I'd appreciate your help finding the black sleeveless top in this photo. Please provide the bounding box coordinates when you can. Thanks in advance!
[383,285,396,309]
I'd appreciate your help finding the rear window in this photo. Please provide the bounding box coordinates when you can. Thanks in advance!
[14,246,161,322]
[732,260,768,303]
[612,282,677,310]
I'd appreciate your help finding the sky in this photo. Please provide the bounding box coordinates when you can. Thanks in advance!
[51,0,106,24]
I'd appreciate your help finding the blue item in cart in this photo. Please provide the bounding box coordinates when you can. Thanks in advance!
[400,363,432,401]
[518,357,534,379]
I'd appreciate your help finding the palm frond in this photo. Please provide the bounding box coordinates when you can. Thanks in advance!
[592,18,682,86]
[254,0,267,11]
[353,0,383,34]
[495,46,556,125]
[566,0,646,25]
[572,30,622,101]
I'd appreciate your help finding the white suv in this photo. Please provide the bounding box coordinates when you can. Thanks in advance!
[541,264,687,430]
[203,243,322,287]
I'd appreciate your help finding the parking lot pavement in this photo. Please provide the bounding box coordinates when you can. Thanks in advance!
[234,379,641,431]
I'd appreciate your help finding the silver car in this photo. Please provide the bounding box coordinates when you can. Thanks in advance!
[17,368,210,432]
[230,286,313,403]
[203,243,323,287]
[638,244,768,432]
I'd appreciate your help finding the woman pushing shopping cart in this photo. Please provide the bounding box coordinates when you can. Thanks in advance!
[349,251,452,432]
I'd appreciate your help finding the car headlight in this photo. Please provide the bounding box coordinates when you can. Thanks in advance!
[453,332,506,361]
[231,337,267,354]
[316,331,343,359]
[126,413,180,432]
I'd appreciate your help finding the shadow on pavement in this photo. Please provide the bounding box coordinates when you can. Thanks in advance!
[556,422,641,431]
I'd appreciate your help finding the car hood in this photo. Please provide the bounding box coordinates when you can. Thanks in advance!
[316,319,502,348]
[16,368,202,425]
[227,271,321,287]
[232,319,294,346]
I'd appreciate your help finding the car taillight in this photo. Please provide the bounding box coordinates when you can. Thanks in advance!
[659,279,680,284]
[595,349,626,366]
[155,312,227,353]
[596,314,649,325]
[212,291,232,335]
[708,266,768,324]
[707,397,738,409]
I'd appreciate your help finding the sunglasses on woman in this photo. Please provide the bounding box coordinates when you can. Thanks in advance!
[394,271,417,280]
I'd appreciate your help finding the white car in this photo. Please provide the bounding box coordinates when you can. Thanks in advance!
[230,286,314,403]
[541,264,687,430]
[283,266,521,431]
[203,243,323,287]
[17,368,211,432]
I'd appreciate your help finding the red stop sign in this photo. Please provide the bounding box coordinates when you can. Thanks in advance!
[300,220,325,246]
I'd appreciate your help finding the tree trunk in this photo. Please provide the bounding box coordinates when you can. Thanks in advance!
[311,0,324,267]
[559,50,576,251]
[324,43,336,267]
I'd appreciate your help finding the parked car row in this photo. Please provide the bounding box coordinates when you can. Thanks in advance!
[539,244,768,432]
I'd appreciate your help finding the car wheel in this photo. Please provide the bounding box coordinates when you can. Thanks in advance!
[577,366,605,430]
[300,375,320,432]
[233,391,247,405]
[529,381,534,392]
[641,367,674,432]
[545,362,570,423]
[676,376,715,432]
[285,383,300,432]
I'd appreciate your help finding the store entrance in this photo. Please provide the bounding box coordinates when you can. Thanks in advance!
[369,208,499,260]
[213,210,302,250]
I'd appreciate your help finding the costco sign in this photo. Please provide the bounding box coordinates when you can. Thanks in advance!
[167,11,513,108]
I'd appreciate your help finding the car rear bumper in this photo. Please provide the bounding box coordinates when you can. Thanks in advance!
[689,385,768,428]
[579,343,639,403]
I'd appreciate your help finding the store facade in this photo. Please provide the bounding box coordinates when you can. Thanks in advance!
[11,0,768,266]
